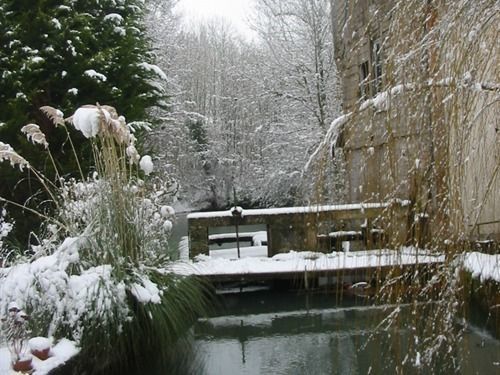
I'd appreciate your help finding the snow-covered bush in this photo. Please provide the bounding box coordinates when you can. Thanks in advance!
[0,104,208,373]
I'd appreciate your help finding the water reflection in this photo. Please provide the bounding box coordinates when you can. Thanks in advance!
[191,290,500,375]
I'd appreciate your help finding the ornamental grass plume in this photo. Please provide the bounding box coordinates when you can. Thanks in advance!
[0,142,29,171]
[20,124,49,149]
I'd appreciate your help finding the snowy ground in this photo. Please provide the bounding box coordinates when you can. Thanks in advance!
[0,339,78,374]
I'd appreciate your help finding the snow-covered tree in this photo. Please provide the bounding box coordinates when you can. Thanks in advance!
[0,0,166,241]
[0,0,165,131]
[253,0,340,131]
[147,18,325,208]
[142,0,344,209]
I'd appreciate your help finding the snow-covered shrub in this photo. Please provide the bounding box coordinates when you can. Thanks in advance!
[0,236,129,341]
[0,104,208,373]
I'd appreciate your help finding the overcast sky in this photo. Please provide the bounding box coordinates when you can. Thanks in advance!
[174,0,256,39]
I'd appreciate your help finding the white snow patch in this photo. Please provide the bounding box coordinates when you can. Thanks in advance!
[139,155,154,175]
[359,91,389,112]
[137,62,167,81]
[30,56,44,64]
[303,113,350,173]
[327,230,362,238]
[103,13,124,24]
[72,107,101,138]
[51,18,62,29]
[463,252,500,283]
[66,41,76,57]
[29,337,51,351]
[171,247,444,276]
[113,27,126,36]
[372,91,389,111]
[188,201,409,220]
[252,231,267,246]
[31,338,79,375]
[202,246,267,260]
[130,277,161,304]
[0,347,11,374]
[209,232,261,241]
[84,69,107,82]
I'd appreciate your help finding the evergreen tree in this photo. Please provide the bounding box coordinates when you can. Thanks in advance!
[0,0,167,243]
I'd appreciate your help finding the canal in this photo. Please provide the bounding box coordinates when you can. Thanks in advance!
[168,213,500,374]
[190,290,500,375]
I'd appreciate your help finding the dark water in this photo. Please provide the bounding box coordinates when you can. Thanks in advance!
[169,214,500,374]
[192,291,500,375]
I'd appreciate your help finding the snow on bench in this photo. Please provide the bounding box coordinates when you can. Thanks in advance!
[208,231,268,247]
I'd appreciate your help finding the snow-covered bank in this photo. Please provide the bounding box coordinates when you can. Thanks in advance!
[0,347,10,374]
[463,252,500,283]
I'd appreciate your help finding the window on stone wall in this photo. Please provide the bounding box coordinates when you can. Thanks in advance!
[371,39,382,94]
[359,61,370,100]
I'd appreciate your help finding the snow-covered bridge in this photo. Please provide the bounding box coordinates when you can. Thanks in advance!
[171,201,441,286]
[187,201,411,258]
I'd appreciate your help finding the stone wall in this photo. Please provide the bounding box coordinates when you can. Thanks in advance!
[330,0,500,242]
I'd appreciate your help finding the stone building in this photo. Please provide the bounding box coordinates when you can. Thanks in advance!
[329,0,499,243]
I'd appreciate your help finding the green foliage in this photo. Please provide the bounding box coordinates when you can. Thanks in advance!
[186,117,208,153]
[74,274,211,375]
[0,0,167,245]
[0,0,164,121]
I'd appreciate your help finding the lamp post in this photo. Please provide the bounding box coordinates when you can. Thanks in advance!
[231,205,242,258]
